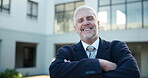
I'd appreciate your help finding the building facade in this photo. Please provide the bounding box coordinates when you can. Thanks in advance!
[0,0,148,78]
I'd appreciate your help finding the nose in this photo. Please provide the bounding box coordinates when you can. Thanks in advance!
[82,19,90,26]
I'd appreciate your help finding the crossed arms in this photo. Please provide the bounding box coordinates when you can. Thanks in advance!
[49,41,140,78]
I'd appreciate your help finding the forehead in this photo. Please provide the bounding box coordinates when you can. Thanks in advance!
[76,9,95,20]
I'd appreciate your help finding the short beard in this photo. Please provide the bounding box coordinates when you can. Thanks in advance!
[81,32,98,41]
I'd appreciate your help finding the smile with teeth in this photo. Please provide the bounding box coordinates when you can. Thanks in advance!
[80,25,93,31]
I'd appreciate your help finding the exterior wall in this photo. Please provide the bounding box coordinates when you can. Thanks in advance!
[0,0,54,75]
[0,0,48,35]
[0,29,47,75]
[99,28,148,42]
[141,45,148,77]
[44,0,55,35]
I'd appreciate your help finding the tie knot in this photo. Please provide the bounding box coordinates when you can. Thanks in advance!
[86,45,96,52]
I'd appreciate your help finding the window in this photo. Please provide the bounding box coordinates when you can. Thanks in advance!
[27,0,38,20]
[76,1,84,7]
[55,1,84,34]
[112,0,125,4]
[98,0,147,31]
[15,42,37,68]
[127,2,142,29]
[0,0,11,13]
[112,4,126,30]
[98,6,111,31]
[99,0,110,6]
[143,1,148,28]
[127,0,141,2]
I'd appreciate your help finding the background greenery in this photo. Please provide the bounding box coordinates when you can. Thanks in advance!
[0,69,22,78]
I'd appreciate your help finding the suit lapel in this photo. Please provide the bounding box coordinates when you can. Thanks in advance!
[73,38,111,60]
[73,41,88,60]
[96,38,110,59]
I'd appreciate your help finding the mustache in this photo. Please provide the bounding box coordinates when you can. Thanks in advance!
[80,25,93,31]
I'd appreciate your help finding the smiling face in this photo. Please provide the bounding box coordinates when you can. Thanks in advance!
[74,9,99,43]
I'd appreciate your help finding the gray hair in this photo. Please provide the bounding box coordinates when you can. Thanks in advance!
[73,5,98,26]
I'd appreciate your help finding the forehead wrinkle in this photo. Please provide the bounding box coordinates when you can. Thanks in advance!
[77,16,94,21]
[76,10,96,21]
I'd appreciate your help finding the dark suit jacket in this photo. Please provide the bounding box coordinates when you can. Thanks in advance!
[49,38,140,78]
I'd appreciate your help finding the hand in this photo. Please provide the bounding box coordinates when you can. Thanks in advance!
[98,59,117,72]
[64,59,71,62]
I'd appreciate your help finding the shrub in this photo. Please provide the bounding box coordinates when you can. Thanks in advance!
[0,69,22,78]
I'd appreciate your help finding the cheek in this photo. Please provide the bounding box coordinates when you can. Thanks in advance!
[93,23,98,29]
[74,26,81,33]
[76,25,82,30]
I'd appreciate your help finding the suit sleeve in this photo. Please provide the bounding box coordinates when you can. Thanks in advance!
[49,46,102,78]
[102,41,140,78]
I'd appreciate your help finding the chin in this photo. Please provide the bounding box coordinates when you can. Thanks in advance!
[82,33,98,40]
[82,35,94,40]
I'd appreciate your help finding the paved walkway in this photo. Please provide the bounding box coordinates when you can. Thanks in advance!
[23,75,50,78]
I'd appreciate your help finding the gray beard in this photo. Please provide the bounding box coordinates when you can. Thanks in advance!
[81,34,97,41]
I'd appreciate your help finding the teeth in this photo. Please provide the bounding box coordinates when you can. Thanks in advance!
[84,29,90,31]
[80,28,91,32]
[80,26,93,32]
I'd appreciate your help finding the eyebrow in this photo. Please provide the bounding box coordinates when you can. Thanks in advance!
[77,15,94,20]
[87,16,94,19]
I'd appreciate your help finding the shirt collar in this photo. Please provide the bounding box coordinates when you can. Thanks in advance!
[81,38,99,51]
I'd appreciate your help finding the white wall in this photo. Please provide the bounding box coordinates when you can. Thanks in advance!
[44,0,54,35]
[99,28,148,42]
[0,0,47,35]
[0,0,55,75]
[0,29,47,75]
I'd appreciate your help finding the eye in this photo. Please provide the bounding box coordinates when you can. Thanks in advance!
[87,16,94,21]
[77,19,83,23]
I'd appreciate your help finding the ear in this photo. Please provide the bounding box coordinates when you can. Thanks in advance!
[98,21,100,26]
[74,26,76,30]
[74,26,78,33]
[98,21,100,29]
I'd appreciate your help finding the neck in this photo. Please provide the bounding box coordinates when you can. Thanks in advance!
[82,37,98,45]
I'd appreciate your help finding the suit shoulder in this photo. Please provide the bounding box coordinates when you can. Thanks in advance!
[111,40,124,43]
[59,45,74,51]
[110,40,131,53]
[100,38,111,46]
[100,38,126,47]
[61,45,72,48]
[58,44,77,52]
[111,40,126,46]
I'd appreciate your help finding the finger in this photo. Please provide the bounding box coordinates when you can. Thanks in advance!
[64,59,71,62]
[64,59,68,62]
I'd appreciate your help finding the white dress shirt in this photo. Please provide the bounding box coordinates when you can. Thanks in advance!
[81,38,99,58]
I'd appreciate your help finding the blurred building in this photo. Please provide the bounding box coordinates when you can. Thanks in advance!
[0,0,148,78]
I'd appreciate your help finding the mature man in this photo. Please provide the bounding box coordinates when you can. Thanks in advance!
[49,5,140,78]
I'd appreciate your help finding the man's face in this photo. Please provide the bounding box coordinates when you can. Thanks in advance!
[74,9,99,40]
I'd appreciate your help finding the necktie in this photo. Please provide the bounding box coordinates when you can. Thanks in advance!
[86,45,96,59]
